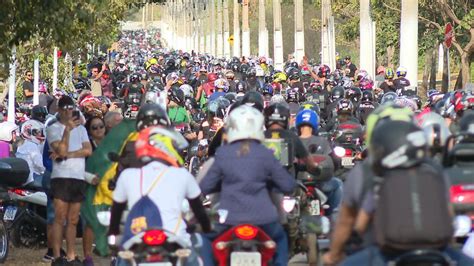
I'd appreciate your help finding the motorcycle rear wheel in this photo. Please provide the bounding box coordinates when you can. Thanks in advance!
[0,221,9,263]
[306,233,319,266]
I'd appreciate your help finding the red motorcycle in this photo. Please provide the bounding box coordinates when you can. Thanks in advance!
[212,224,276,266]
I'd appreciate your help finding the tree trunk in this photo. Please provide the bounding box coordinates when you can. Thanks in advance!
[421,52,431,97]
[386,46,394,68]
[460,53,471,88]
[429,45,437,90]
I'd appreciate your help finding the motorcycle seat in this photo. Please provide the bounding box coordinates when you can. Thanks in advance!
[389,249,454,266]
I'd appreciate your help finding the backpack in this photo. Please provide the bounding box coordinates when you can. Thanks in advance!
[372,162,453,253]
[121,168,168,245]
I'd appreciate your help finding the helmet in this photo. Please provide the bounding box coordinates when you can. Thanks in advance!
[225,70,235,79]
[295,109,319,132]
[168,87,185,105]
[130,73,140,83]
[318,65,330,78]
[226,105,265,143]
[380,91,398,104]
[20,119,45,144]
[272,72,287,83]
[370,120,427,175]
[208,97,230,119]
[396,66,407,77]
[385,67,395,79]
[365,102,414,144]
[362,90,374,102]
[331,86,345,102]
[235,80,247,93]
[214,78,230,92]
[179,84,194,98]
[207,73,218,83]
[31,105,48,123]
[270,94,287,105]
[239,63,250,74]
[415,112,451,152]
[336,99,354,115]
[264,103,290,129]
[166,58,176,69]
[356,70,368,81]
[262,84,273,96]
[394,96,418,112]
[286,88,299,103]
[135,126,188,167]
[136,103,171,131]
[0,121,18,142]
[241,91,264,112]
[246,67,257,78]
[287,68,300,81]
[289,62,299,69]
[346,87,362,103]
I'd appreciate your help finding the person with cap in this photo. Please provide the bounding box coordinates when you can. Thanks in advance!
[344,56,358,80]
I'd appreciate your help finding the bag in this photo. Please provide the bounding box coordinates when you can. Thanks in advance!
[373,163,453,253]
[121,168,168,245]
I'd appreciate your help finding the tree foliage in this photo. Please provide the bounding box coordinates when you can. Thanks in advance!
[0,0,140,81]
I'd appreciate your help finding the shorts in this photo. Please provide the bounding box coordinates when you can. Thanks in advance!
[51,178,87,203]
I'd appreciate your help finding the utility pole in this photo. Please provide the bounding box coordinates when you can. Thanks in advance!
[216,0,223,57]
[273,0,284,70]
[321,0,336,70]
[210,0,216,56]
[233,0,241,58]
[400,0,419,88]
[360,0,376,78]
[258,0,269,57]
[223,0,231,58]
[241,0,250,57]
[294,0,305,63]
[206,1,212,54]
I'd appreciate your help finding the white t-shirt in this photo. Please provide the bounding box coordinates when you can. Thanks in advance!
[46,122,89,180]
[113,161,201,240]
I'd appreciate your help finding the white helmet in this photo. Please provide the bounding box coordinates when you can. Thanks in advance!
[415,112,451,150]
[396,66,407,77]
[226,105,265,143]
[179,84,194,98]
[21,119,45,144]
[0,121,19,142]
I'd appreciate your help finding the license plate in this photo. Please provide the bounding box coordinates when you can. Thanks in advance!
[309,200,320,216]
[4,206,17,221]
[342,157,354,167]
[138,263,172,266]
[230,252,261,266]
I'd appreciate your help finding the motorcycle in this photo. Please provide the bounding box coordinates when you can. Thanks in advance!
[331,123,364,180]
[285,155,333,266]
[115,228,197,266]
[123,93,141,119]
[212,224,276,266]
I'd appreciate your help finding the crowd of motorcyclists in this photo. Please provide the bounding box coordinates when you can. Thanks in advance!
[0,28,474,266]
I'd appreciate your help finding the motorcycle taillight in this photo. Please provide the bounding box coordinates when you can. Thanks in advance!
[345,149,352,156]
[146,254,164,262]
[131,106,139,111]
[9,189,27,196]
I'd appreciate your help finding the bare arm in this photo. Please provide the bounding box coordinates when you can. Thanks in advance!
[67,141,93,158]
[50,126,72,158]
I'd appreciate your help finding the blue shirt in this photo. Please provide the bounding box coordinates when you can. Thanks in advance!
[200,140,296,225]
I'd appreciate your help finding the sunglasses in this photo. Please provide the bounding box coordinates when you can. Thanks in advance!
[27,74,33,77]
[61,105,75,110]
[91,124,105,130]
[92,70,99,73]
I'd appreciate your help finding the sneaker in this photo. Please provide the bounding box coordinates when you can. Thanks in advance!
[44,249,67,262]
[66,257,83,266]
[43,249,54,262]
[51,257,68,266]
[82,256,94,266]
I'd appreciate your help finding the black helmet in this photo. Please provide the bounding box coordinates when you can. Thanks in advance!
[241,91,264,112]
[168,87,185,105]
[130,73,140,83]
[166,58,176,69]
[264,103,290,129]
[289,62,299,69]
[331,86,345,102]
[346,87,362,103]
[380,92,398,104]
[370,120,427,176]
[246,67,257,78]
[362,90,374,102]
[31,105,48,123]
[336,99,354,115]
[286,88,299,103]
[136,103,171,131]
[239,63,250,74]
[459,110,474,134]
[208,97,230,119]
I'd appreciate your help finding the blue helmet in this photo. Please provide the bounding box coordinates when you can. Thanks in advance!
[295,109,319,131]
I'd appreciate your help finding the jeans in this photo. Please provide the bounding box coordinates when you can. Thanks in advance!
[316,177,343,216]
[116,233,212,266]
[206,222,289,266]
[341,245,474,266]
[41,171,55,225]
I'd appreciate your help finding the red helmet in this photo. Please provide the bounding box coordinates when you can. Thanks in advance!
[207,73,218,83]
[135,127,189,167]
